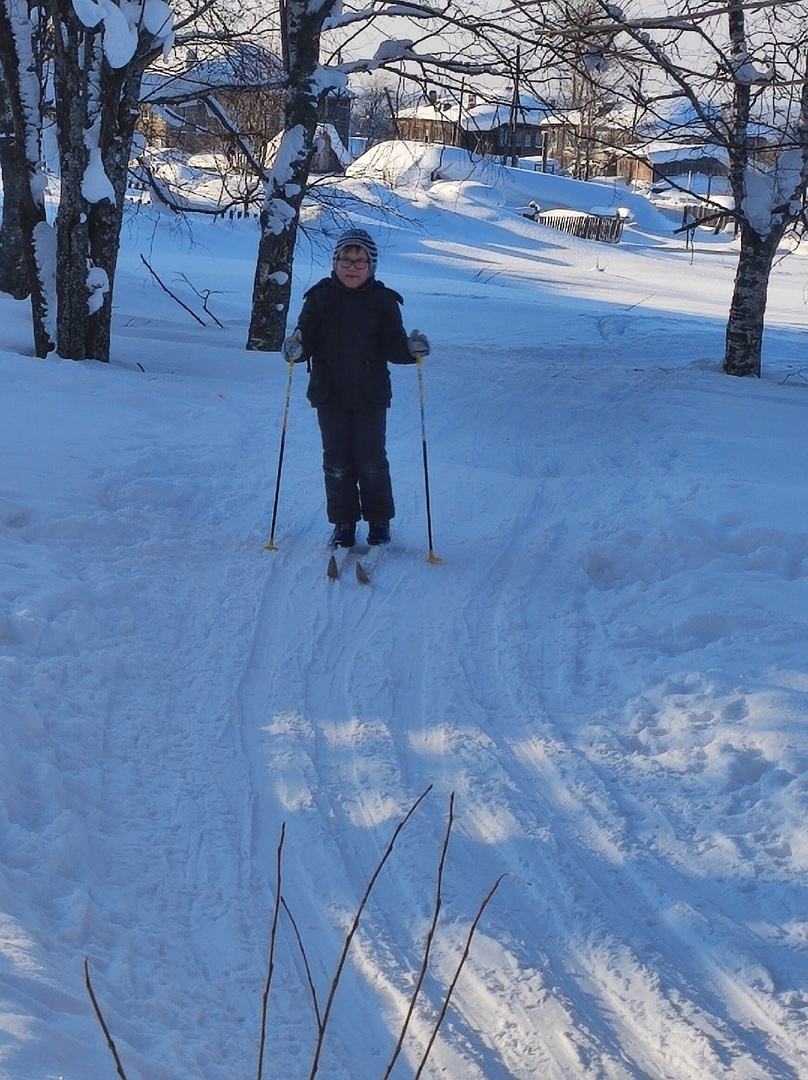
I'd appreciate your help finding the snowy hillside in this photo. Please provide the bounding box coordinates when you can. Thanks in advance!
[2,152,808,1080]
[347,140,675,232]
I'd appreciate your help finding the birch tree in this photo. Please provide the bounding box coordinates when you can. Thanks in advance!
[0,66,30,299]
[535,0,808,378]
[244,0,328,351]
[51,0,175,360]
[721,0,808,376]
[246,0,510,351]
[0,0,53,355]
[0,0,174,360]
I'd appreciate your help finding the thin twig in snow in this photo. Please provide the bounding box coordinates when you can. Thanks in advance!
[306,785,433,1080]
[177,274,225,328]
[413,873,507,1080]
[780,368,808,384]
[84,958,130,1080]
[257,822,286,1080]
[139,254,207,326]
[382,792,455,1080]
[281,895,322,1029]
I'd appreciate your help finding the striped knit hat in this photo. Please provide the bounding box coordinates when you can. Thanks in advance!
[333,227,378,276]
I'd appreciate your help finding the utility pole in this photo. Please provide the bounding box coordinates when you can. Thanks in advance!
[507,46,521,167]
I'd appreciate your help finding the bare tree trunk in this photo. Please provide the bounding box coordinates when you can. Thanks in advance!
[246,0,337,352]
[51,4,103,359]
[723,224,782,378]
[0,0,53,357]
[85,65,144,361]
[50,0,153,361]
[722,0,808,377]
[0,70,30,299]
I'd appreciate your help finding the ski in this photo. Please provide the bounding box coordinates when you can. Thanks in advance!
[355,545,386,584]
[327,544,385,583]
[327,547,350,580]
[326,544,364,580]
[356,559,370,585]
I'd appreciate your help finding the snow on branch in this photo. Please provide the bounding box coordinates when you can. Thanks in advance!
[311,63,347,96]
[499,0,796,40]
[82,121,116,204]
[372,37,414,62]
[744,150,808,237]
[324,2,441,30]
[203,95,269,182]
[340,48,492,77]
[71,0,174,68]
[730,51,774,86]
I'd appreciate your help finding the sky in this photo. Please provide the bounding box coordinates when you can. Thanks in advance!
[2,142,808,1079]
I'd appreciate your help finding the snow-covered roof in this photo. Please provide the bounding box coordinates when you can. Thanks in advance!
[466,97,568,131]
[398,96,569,132]
[397,102,463,124]
[634,140,730,165]
[142,43,283,104]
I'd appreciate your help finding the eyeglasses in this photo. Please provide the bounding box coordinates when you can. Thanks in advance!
[337,257,369,270]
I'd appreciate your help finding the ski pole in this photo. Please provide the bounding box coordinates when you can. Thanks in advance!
[416,355,442,565]
[264,359,295,551]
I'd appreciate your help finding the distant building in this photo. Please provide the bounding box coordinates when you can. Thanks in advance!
[319,89,353,150]
[395,92,574,168]
[465,99,571,164]
[396,95,467,147]
[607,141,730,187]
[140,44,285,162]
[140,47,351,169]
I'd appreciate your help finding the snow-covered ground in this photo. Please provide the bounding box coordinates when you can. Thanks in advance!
[2,144,808,1079]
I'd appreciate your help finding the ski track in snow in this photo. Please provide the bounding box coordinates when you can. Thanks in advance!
[3,194,808,1079]
[234,348,808,1078]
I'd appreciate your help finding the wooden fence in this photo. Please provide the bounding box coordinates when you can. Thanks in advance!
[680,203,735,234]
[531,208,626,244]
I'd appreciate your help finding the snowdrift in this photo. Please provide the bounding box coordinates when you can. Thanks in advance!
[346,139,675,233]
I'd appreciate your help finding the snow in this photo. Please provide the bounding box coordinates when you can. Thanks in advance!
[97,0,138,69]
[348,141,673,231]
[743,150,807,238]
[2,142,808,1079]
[72,0,173,67]
[261,125,308,232]
[82,131,116,206]
[86,265,110,314]
[371,39,413,63]
[466,97,566,132]
[31,220,56,339]
[71,0,104,28]
[637,140,730,167]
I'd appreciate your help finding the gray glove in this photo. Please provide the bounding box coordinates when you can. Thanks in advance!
[282,329,304,362]
[407,329,430,358]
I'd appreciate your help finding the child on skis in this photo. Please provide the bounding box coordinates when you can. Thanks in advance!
[282,227,430,549]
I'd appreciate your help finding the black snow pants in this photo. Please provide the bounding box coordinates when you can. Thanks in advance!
[316,406,395,524]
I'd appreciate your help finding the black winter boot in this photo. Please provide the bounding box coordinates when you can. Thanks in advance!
[330,522,356,548]
[367,520,391,546]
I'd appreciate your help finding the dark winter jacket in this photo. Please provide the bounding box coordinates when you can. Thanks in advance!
[297,274,414,409]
